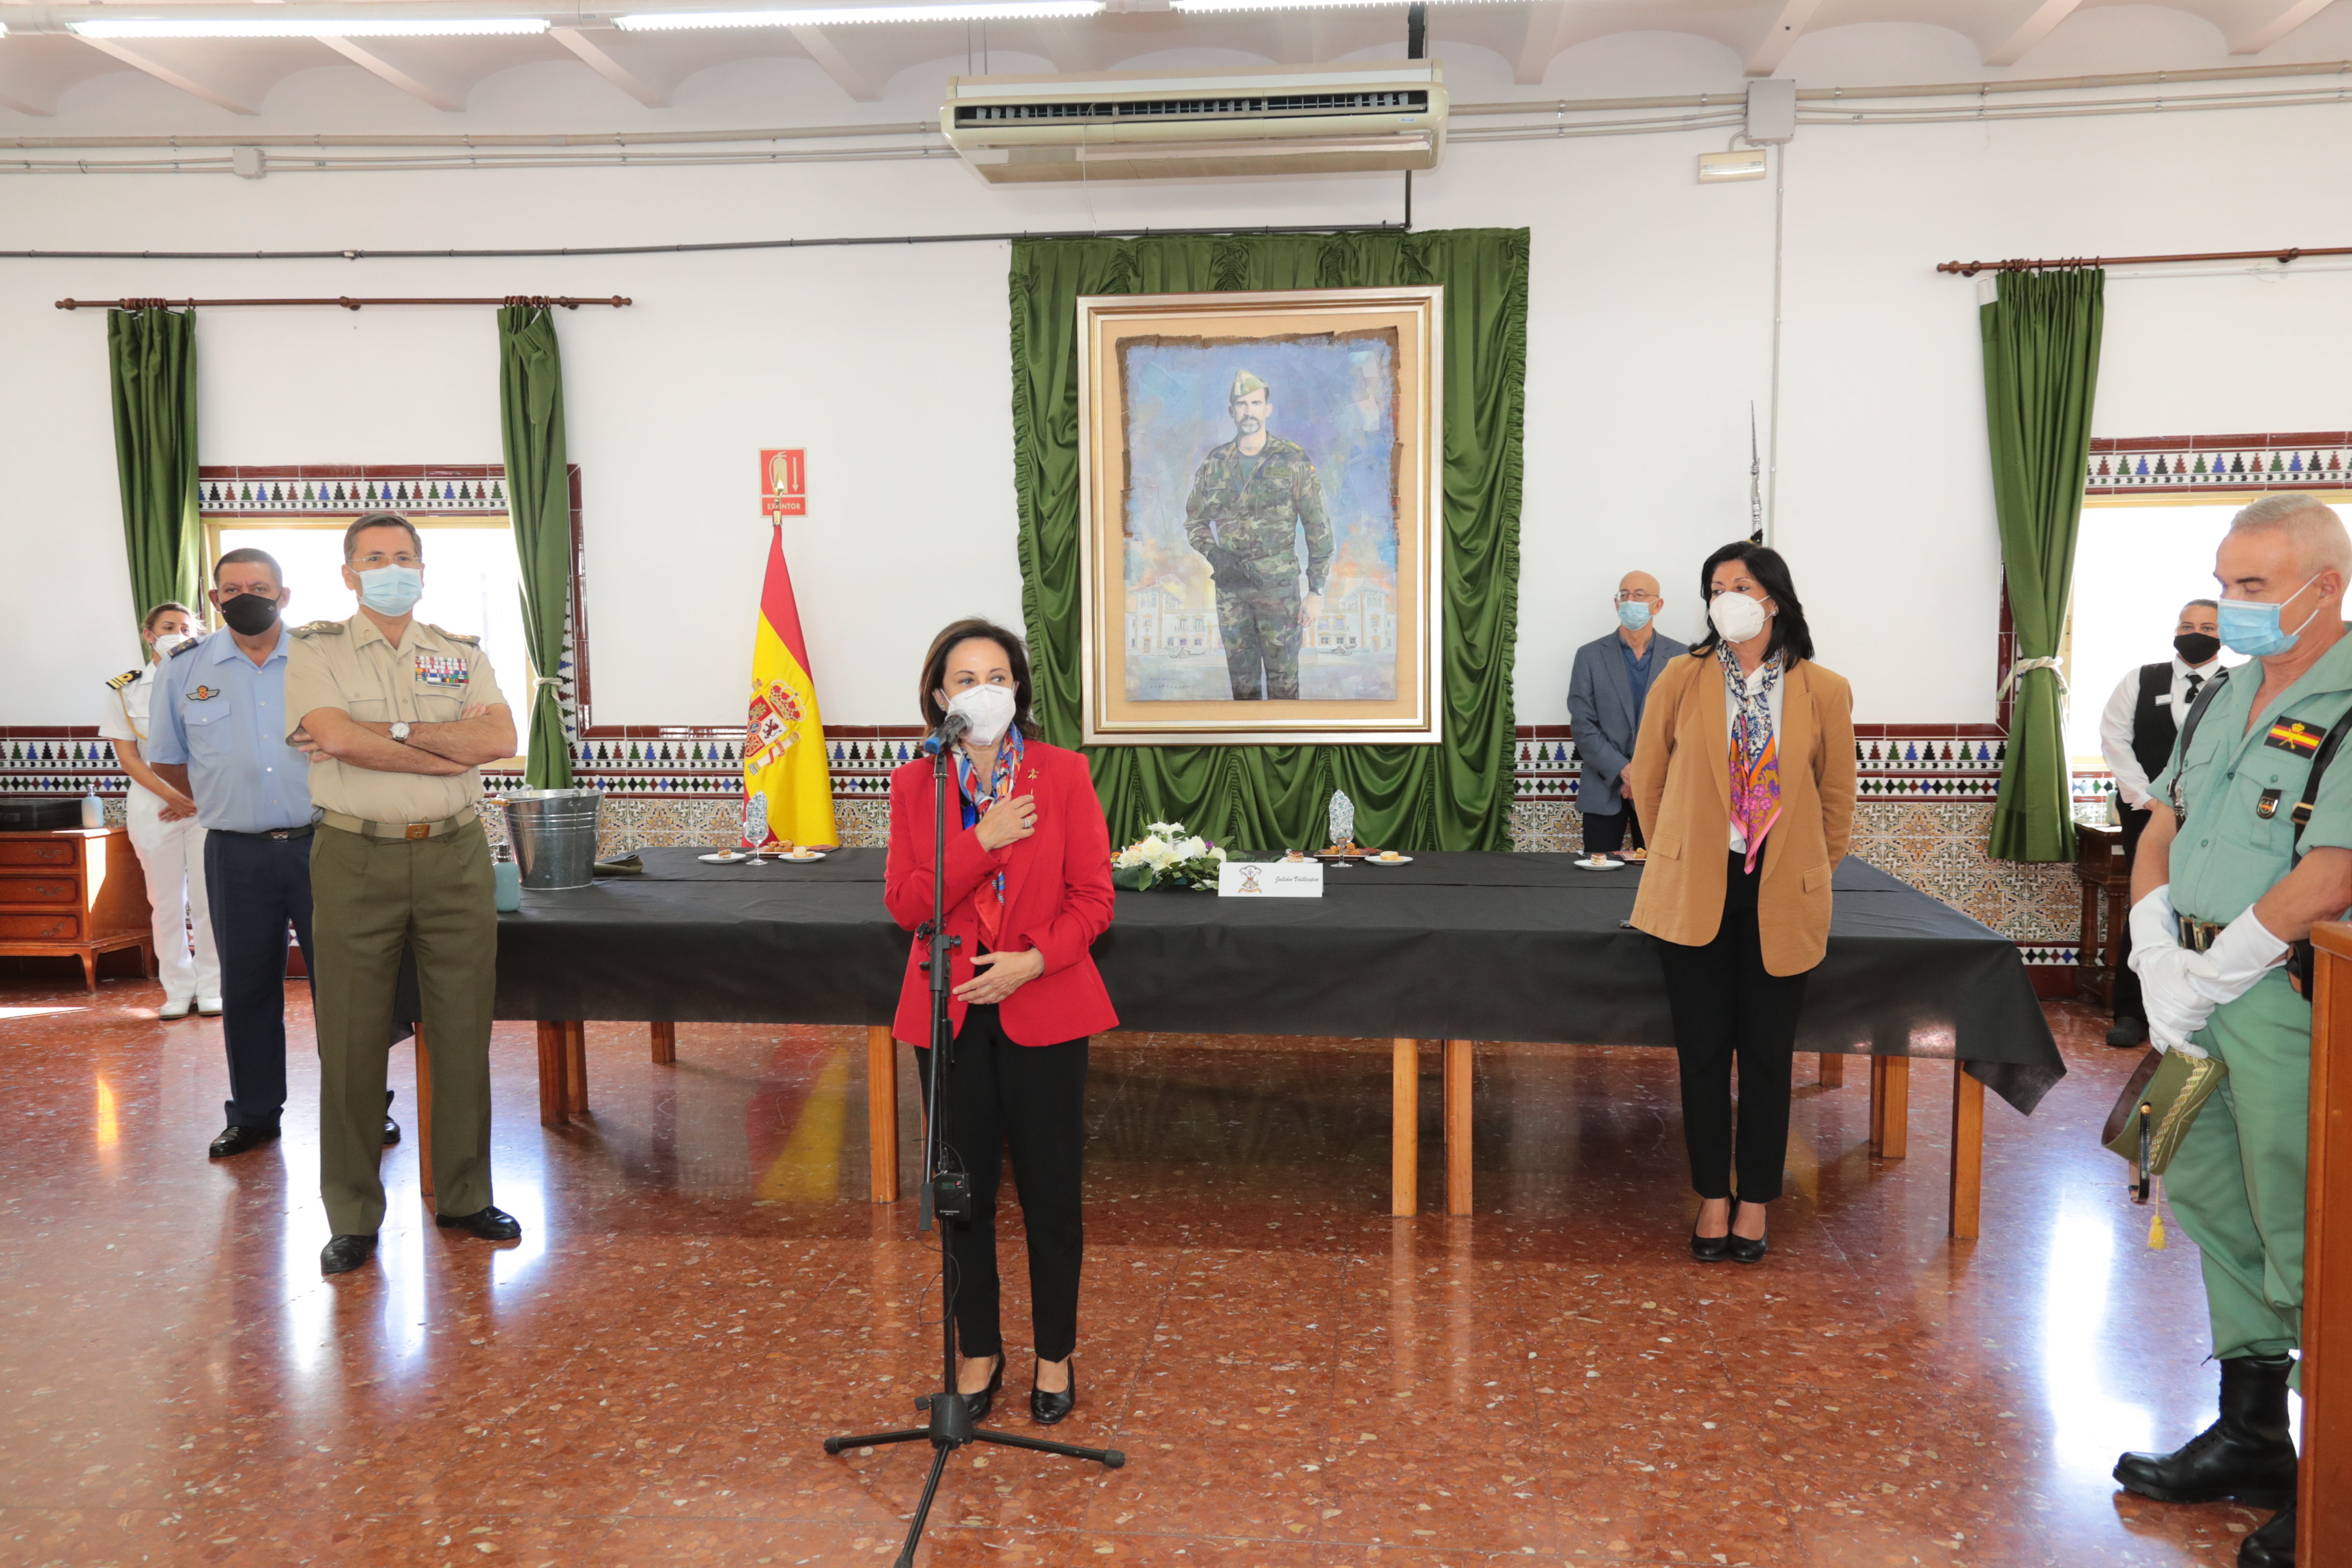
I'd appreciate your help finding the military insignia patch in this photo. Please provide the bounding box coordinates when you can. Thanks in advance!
[105,668,142,691]
[189,685,220,702]
[414,654,469,688]
[2266,718,2324,755]
[2257,788,2283,820]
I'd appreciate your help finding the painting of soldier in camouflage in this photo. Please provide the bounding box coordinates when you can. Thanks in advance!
[1119,329,1400,703]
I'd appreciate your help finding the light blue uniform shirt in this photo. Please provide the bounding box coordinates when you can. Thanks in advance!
[144,627,314,834]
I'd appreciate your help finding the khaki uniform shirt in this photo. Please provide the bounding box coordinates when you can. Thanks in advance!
[284,612,508,824]
[2153,624,2352,926]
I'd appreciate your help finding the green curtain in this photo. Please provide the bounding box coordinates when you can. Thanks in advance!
[1010,230,1529,851]
[497,304,577,789]
[1983,267,2103,863]
[107,307,202,633]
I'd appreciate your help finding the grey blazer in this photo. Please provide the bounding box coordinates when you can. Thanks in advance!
[1566,628,1689,816]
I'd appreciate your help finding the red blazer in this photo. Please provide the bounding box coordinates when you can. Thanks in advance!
[885,738,1119,1048]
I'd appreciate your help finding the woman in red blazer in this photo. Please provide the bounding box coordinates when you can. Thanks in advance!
[885,618,1116,1428]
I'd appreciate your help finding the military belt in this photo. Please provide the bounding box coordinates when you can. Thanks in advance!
[2175,913,2228,953]
[318,806,478,842]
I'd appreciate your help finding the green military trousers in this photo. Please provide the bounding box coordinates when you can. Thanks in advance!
[2168,966,2310,1363]
[311,822,499,1236]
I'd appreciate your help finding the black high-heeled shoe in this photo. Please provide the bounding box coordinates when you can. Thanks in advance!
[960,1353,1005,1424]
[1031,1359,1076,1425]
[1690,1203,1731,1263]
[1726,1200,1769,1264]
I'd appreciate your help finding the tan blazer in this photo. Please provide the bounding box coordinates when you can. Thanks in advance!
[1626,650,1858,976]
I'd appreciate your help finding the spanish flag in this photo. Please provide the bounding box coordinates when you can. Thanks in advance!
[741,526,839,851]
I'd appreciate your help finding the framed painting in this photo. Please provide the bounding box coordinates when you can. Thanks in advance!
[1077,286,1443,746]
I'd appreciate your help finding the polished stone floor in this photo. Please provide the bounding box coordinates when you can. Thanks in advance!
[0,960,2287,1566]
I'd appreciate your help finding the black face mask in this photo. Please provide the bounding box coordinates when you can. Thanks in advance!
[219,592,282,637]
[2175,631,2221,667]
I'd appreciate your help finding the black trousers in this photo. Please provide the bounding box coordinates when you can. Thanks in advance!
[1580,806,1646,856]
[202,828,315,1132]
[2113,804,2151,1024]
[1656,849,1810,1203]
[914,1004,1089,1362]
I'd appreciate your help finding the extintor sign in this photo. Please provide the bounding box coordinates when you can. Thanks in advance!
[761,448,807,519]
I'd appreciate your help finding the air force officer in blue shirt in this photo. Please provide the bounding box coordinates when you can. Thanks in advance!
[1567,571,1688,857]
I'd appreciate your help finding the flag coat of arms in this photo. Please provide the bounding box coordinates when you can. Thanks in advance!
[743,526,839,850]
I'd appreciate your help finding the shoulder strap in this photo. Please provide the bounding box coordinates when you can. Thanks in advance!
[2167,667,2234,820]
[2290,702,2352,858]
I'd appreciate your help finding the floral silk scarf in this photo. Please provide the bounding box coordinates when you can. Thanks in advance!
[1717,641,1783,875]
[955,727,1025,947]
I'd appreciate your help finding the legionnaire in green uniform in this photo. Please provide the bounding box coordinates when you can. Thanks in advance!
[2115,494,2352,1568]
[283,512,523,1277]
[1182,370,1335,701]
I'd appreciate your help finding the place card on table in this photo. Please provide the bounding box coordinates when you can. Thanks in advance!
[1217,861,1325,898]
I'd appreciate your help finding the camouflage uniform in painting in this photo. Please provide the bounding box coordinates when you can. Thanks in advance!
[1182,434,1335,701]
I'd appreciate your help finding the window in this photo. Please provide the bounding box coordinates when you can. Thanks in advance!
[205,517,533,761]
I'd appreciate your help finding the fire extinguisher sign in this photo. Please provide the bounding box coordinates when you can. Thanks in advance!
[760,449,807,520]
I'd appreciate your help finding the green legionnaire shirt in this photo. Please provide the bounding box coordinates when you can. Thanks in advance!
[1181,435,1337,595]
[2154,624,2352,926]
[283,612,508,825]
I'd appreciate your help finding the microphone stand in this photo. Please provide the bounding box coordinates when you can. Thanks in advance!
[823,725,1123,1568]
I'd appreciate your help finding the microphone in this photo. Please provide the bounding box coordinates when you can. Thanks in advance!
[921,710,970,756]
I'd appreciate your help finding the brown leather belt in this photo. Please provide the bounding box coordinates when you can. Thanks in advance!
[318,806,478,842]
[2176,913,2227,953]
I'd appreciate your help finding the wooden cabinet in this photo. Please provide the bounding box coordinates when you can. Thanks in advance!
[0,828,152,991]
[2074,821,2130,1005]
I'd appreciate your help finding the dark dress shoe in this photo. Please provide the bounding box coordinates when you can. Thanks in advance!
[2108,1018,2150,1047]
[1726,1201,1768,1264]
[2116,1355,2298,1507]
[1690,1213,1731,1263]
[383,1089,401,1146]
[208,1124,281,1158]
[320,1234,378,1275]
[2241,1499,2296,1567]
[1031,1362,1076,1425]
[960,1354,1005,1425]
[436,1205,523,1241]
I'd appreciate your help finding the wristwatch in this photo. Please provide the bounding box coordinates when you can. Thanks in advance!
[389,722,412,743]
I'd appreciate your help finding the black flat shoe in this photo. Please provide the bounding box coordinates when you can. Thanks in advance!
[383,1089,401,1146]
[320,1234,377,1275]
[2107,1018,2150,1048]
[209,1124,280,1158]
[961,1354,1005,1424]
[1726,1201,1768,1264]
[1032,1361,1076,1425]
[1690,1210,1731,1263]
[436,1205,522,1241]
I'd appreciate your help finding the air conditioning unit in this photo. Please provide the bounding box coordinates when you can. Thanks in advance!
[942,60,1446,184]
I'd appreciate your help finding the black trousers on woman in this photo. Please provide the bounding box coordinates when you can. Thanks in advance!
[913,1004,1089,1363]
[1655,848,1811,1203]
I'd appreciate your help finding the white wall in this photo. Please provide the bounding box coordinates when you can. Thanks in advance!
[9,30,2352,732]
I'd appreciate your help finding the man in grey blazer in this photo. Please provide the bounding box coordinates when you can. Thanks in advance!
[1567,570,1688,856]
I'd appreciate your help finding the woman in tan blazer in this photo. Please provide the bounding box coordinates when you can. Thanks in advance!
[1626,543,1856,1263]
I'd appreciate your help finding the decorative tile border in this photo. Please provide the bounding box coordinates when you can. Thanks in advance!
[2086,431,2352,495]
[199,471,507,516]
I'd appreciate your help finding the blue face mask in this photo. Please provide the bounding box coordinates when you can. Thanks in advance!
[2217,575,2320,657]
[1615,599,1653,632]
[356,564,424,617]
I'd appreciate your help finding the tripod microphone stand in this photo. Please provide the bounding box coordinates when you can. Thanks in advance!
[822,723,1123,1568]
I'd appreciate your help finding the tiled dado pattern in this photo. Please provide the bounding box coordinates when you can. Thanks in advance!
[2,726,2082,962]
[2085,430,2352,495]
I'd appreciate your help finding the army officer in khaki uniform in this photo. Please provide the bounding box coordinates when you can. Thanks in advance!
[285,512,521,1276]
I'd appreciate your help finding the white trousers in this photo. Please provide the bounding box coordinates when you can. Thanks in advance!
[127,788,220,1004]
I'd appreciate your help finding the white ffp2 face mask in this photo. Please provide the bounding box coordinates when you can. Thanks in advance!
[1709,591,1769,645]
[948,683,1018,745]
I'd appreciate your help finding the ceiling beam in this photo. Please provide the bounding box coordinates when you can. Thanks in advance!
[74,37,256,114]
[550,27,669,109]
[788,25,883,102]
[1513,5,1566,85]
[2229,0,2337,54]
[315,36,463,111]
[1745,0,1825,75]
[1983,0,2082,66]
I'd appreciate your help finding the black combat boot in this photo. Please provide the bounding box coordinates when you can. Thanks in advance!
[2113,1355,2298,1508]
[2239,1498,2295,1567]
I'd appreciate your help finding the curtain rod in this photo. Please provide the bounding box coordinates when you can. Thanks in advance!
[54,294,633,309]
[1939,246,2350,276]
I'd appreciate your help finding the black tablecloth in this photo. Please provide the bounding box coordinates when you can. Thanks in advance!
[487,847,2064,1115]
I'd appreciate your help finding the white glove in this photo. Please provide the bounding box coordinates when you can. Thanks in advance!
[2138,945,2216,1058]
[2127,886,2178,963]
[2188,907,2289,1009]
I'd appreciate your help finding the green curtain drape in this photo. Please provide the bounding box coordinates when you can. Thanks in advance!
[1983,267,2103,863]
[1010,230,1529,851]
[107,307,202,633]
[497,304,576,789]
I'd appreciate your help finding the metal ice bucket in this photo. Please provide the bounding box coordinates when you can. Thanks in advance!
[496,788,604,891]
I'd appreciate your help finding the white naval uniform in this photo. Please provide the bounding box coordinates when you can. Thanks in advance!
[97,662,220,1007]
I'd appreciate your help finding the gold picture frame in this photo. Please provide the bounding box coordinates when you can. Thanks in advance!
[1077,286,1443,746]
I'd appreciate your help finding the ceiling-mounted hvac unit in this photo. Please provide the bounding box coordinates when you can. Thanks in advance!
[942,59,1446,184]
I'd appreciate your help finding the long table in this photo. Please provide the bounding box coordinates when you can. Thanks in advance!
[479,848,2064,1238]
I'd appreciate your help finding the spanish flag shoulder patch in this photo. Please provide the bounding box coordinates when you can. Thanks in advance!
[2266,718,2325,756]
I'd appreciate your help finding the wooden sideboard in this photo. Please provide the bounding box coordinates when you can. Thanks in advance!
[2074,821,2130,1005]
[0,828,153,991]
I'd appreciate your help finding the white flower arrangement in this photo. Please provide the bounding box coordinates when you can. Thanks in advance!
[1112,821,1228,892]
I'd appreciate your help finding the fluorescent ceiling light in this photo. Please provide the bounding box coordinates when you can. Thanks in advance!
[1173,0,1499,9]
[617,2,1100,27]
[71,16,549,37]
